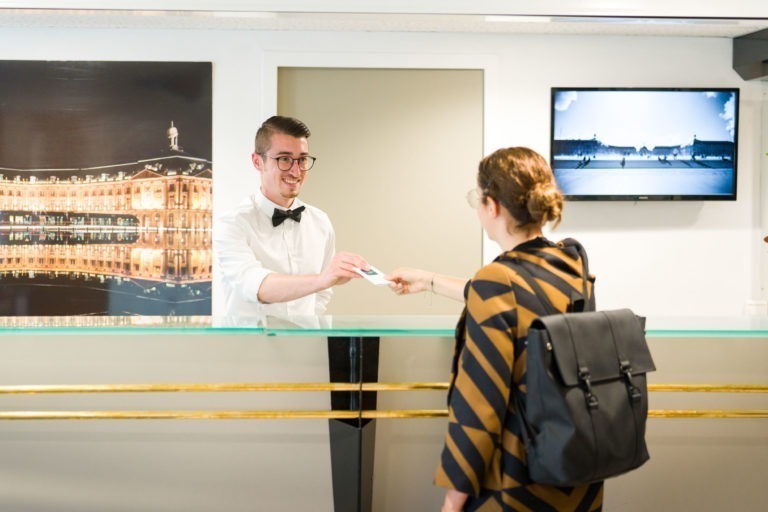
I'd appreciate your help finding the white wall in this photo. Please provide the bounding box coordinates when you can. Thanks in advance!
[247,31,764,318]
[0,27,763,317]
[481,34,765,318]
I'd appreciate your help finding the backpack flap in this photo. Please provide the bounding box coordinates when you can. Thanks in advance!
[525,308,655,485]
[533,308,655,387]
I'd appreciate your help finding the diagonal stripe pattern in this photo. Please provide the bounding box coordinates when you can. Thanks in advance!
[435,238,604,511]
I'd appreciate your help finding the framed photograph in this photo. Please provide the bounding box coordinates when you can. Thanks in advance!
[0,61,212,316]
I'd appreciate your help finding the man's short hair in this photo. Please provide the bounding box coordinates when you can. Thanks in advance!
[255,116,311,154]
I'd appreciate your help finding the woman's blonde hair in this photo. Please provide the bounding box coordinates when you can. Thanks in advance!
[477,146,563,228]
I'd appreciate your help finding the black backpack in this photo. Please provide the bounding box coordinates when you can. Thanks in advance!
[503,243,655,486]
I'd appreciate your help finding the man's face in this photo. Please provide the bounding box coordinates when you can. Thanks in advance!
[253,132,309,208]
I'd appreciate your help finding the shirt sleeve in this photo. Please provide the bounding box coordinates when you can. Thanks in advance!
[313,223,336,314]
[435,263,517,495]
[214,214,272,304]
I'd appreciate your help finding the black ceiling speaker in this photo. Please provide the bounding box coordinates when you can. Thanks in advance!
[733,28,768,80]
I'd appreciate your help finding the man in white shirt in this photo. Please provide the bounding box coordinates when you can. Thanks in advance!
[215,116,369,318]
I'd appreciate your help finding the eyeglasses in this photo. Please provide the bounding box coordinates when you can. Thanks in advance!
[466,188,484,209]
[261,154,317,172]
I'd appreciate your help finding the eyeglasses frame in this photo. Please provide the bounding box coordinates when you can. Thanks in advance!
[259,153,317,172]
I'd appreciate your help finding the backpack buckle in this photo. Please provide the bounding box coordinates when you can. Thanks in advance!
[578,367,599,410]
[620,360,642,403]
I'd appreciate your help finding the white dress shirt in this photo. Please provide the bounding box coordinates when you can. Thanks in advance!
[214,189,335,318]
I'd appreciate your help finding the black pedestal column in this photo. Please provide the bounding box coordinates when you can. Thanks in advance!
[327,336,380,512]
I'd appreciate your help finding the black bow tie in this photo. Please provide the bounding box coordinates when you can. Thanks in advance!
[272,206,305,227]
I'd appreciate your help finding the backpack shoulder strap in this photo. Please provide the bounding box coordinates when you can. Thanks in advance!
[571,241,593,313]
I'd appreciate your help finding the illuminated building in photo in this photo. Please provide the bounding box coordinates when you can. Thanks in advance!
[0,123,212,316]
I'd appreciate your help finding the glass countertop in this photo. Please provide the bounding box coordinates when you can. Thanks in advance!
[0,315,456,336]
[644,316,768,338]
[0,315,765,338]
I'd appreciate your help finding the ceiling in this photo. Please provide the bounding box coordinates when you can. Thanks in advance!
[0,9,767,38]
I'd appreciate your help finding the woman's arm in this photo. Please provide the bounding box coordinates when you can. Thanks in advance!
[386,268,467,302]
[434,263,517,500]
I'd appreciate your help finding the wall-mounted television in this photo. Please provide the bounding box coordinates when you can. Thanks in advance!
[550,87,739,201]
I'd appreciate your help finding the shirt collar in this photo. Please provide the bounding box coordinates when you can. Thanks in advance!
[494,236,554,262]
[252,188,305,218]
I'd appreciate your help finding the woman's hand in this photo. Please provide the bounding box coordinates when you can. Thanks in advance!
[441,489,469,512]
[385,267,432,295]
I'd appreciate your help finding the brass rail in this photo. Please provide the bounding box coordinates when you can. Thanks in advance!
[0,410,450,420]
[648,384,768,393]
[0,409,766,420]
[0,383,363,394]
[647,410,768,419]
[0,382,764,420]
[1,382,766,394]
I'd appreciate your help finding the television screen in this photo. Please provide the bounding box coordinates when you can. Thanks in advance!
[550,88,739,200]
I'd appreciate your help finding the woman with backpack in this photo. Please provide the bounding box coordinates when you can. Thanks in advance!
[386,147,603,512]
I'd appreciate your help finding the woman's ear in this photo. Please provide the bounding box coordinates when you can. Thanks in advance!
[486,196,501,218]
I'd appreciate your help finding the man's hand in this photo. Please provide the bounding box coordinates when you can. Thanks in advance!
[316,252,369,289]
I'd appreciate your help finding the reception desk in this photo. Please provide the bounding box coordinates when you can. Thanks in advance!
[0,315,765,511]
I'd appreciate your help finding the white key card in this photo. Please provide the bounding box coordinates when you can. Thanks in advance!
[354,265,392,286]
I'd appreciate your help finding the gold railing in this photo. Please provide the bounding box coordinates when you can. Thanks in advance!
[0,382,766,419]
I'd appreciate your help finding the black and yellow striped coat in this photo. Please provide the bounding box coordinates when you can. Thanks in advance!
[435,237,603,512]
